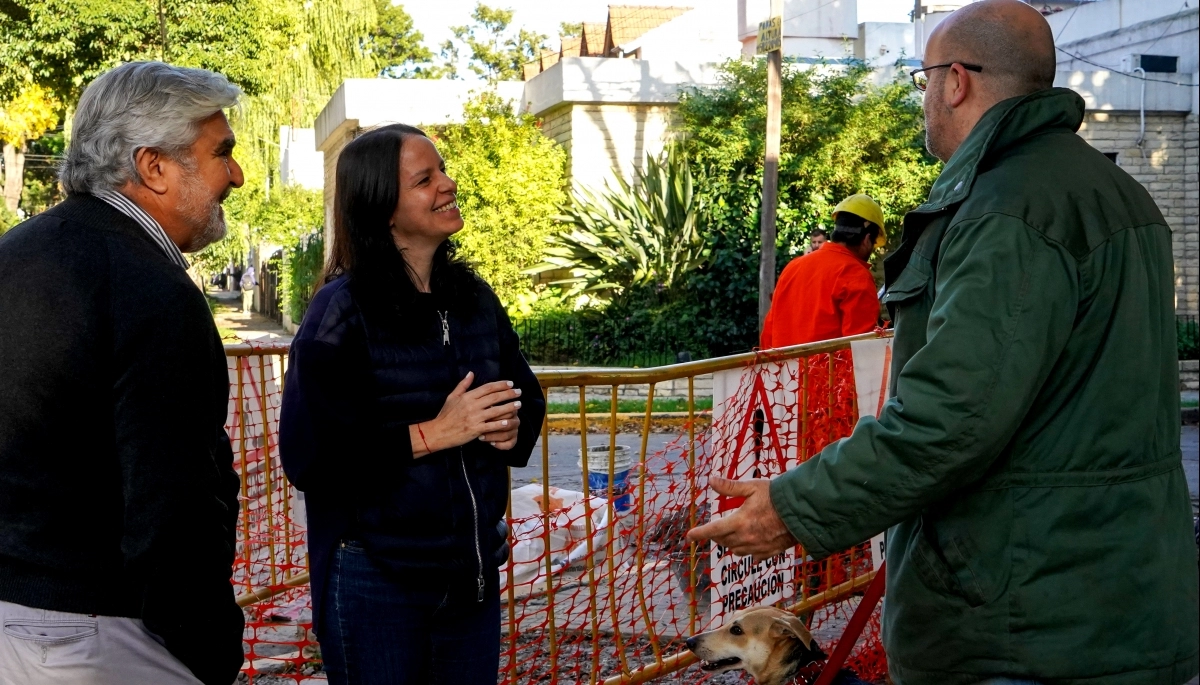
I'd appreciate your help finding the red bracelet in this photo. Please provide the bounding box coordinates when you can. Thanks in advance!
[416,423,432,454]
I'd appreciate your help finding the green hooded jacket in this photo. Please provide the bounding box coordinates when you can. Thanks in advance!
[770,88,1199,684]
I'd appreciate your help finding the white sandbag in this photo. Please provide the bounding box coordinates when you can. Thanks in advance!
[500,484,611,593]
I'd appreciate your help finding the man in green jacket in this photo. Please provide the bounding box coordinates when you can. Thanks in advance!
[688,1,1199,683]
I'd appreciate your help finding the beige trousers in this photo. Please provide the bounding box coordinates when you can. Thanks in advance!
[0,599,209,685]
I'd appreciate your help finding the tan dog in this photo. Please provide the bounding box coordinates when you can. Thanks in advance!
[685,606,827,685]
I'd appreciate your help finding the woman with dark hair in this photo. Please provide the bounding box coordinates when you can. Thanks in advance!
[279,124,544,684]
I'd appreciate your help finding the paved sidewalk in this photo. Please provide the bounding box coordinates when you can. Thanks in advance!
[209,289,292,343]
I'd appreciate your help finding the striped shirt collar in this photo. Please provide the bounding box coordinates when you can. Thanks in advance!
[93,189,189,269]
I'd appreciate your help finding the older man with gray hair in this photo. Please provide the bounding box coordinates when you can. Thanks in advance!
[0,62,246,684]
[690,1,1199,683]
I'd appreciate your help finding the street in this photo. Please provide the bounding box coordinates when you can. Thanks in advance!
[515,433,697,492]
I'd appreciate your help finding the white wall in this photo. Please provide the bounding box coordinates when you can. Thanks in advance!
[1046,0,1198,75]
[855,21,916,64]
[632,0,743,64]
[1055,69,1195,112]
[278,126,323,190]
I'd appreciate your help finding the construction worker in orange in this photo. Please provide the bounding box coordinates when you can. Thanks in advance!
[760,194,885,348]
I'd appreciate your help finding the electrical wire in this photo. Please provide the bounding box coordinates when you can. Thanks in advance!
[1052,3,1082,42]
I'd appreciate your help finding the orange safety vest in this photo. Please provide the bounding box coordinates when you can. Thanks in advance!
[760,242,879,348]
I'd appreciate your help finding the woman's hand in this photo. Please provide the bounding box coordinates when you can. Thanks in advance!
[479,410,521,451]
[410,372,522,457]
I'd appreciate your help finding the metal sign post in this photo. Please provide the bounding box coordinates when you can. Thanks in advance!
[757,5,783,332]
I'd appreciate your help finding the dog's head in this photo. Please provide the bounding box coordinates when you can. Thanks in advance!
[685,607,826,685]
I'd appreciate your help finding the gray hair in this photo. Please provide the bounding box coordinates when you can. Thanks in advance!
[60,62,242,195]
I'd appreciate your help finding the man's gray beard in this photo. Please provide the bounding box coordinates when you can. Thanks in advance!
[923,90,952,163]
[924,115,949,163]
[176,171,226,252]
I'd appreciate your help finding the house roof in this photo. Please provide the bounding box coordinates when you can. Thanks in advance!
[519,5,694,80]
[580,22,607,56]
[561,35,583,59]
[603,5,692,56]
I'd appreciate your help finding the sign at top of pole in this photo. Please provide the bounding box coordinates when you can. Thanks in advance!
[757,16,782,54]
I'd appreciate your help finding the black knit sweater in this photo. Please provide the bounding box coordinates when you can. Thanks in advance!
[0,195,243,685]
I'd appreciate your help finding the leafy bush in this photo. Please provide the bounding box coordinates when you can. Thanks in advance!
[533,144,708,302]
[283,232,324,322]
[430,91,568,307]
[0,205,20,234]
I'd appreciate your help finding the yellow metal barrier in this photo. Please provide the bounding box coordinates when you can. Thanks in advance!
[225,331,887,683]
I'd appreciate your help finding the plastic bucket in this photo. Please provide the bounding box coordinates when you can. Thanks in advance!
[578,444,634,513]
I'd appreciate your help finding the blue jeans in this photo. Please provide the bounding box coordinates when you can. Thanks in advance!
[317,541,501,685]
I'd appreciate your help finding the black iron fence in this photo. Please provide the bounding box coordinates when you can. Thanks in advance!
[515,316,682,368]
[1180,315,1199,361]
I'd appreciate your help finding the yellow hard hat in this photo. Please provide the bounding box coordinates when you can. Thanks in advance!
[832,194,886,243]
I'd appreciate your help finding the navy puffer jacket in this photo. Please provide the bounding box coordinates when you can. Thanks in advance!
[279,274,544,628]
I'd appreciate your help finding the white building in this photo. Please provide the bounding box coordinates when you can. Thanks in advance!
[278,126,323,191]
[739,0,917,71]
[1042,0,1199,318]
[520,1,741,192]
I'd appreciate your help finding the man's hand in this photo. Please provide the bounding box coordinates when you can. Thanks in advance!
[686,477,798,563]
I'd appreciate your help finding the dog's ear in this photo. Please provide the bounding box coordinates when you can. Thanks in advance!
[770,614,816,650]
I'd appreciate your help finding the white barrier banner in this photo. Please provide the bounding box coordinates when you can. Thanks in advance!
[850,338,894,572]
[709,361,799,621]
[707,338,895,623]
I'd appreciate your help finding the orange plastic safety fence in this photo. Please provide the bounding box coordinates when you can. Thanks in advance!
[224,343,888,684]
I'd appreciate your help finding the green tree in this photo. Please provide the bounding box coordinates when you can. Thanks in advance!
[559,22,582,38]
[668,58,940,355]
[440,3,545,82]
[0,0,374,223]
[367,0,444,78]
[189,0,379,274]
[429,92,567,306]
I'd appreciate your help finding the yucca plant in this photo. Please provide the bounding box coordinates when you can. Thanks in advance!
[530,143,709,302]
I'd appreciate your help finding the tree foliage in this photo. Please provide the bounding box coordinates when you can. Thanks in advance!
[367,0,445,79]
[188,0,379,271]
[0,0,382,231]
[682,60,938,260]
[440,3,546,82]
[428,92,567,306]
[534,144,708,302]
[0,84,59,147]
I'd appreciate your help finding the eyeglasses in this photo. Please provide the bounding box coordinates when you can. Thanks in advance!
[910,63,983,91]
